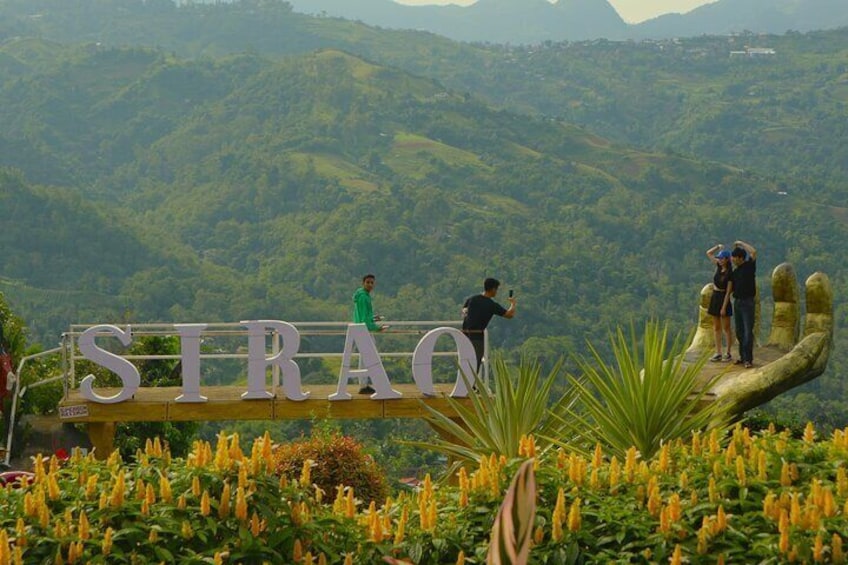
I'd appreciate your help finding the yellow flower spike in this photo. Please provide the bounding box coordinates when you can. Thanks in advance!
[228,432,243,462]
[812,533,824,562]
[15,517,26,547]
[690,490,699,506]
[789,493,801,527]
[145,482,156,506]
[395,507,408,544]
[98,492,108,510]
[756,450,768,481]
[715,505,727,533]
[647,487,662,517]
[345,487,356,519]
[160,475,173,503]
[181,520,193,540]
[534,525,544,545]
[261,430,273,468]
[624,447,638,483]
[343,554,353,565]
[668,493,682,523]
[236,486,248,521]
[678,470,689,491]
[177,493,187,511]
[669,544,683,565]
[822,487,836,517]
[552,513,563,542]
[832,534,844,564]
[102,527,114,556]
[293,539,303,562]
[300,459,313,489]
[217,482,231,519]
[589,467,600,489]
[333,485,345,515]
[780,461,792,487]
[141,498,150,516]
[691,430,702,457]
[724,441,736,466]
[428,498,438,532]
[592,443,603,468]
[200,490,211,516]
[318,553,328,565]
[91,468,115,496]
[145,438,153,455]
[213,552,223,565]
[106,450,122,468]
[47,473,61,501]
[658,442,670,473]
[763,492,776,520]
[250,511,262,536]
[567,497,581,532]
[716,553,726,565]
[109,472,125,508]
[214,432,230,471]
[709,428,721,456]
[609,456,620,490]
[153,437,163,458]
[13,547,22,565]
[180,474,195,498]
[658,506,671,534]
[238,463,249,490]
[149,529,159,543]
[803,422,816,443]
[708,476,718,504]
[735,456,747,486]
[778,509,790,554]
[303,551,314,564]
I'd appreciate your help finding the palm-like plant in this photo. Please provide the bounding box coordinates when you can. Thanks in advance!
[554,320,730,460]
[411,356,582,467]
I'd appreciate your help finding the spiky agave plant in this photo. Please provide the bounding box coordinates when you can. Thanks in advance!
[553,320,730,460]
[409,356,584,469]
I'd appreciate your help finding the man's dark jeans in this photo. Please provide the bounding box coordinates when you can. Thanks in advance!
[734,297,755,363]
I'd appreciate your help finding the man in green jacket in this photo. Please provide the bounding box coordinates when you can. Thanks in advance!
[352,274,388,394]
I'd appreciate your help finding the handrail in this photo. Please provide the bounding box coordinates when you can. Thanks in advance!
[3,346,64,466]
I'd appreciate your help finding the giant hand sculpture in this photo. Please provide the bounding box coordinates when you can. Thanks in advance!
[687,263,833,417]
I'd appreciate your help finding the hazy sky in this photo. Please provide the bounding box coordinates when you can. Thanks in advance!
[395,0,716,24]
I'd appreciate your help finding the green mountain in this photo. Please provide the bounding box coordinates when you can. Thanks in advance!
[0,2,845,427]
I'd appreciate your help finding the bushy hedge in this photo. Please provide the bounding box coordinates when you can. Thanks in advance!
[1,424,847,563]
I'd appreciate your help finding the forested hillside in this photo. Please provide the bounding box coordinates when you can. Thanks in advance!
[0,0,845,428]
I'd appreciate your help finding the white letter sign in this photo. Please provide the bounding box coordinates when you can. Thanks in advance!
[241,320,308,401]
[412,327,477,398]
[79,325,140,404]
[330,324,400,400]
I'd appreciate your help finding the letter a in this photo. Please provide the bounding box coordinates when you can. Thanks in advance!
[330,324,400,400]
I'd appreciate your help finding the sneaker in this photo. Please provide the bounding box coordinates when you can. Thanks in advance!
[358,385,376,394]
[709,354,723,362]
[744,362,754,369]
[723,353,732,361]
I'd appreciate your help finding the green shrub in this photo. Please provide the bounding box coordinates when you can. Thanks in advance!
[273,430,390,504]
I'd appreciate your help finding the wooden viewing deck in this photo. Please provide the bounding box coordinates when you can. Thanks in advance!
[58,384,469,456]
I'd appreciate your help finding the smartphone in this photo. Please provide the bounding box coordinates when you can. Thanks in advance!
[508,289,514,298]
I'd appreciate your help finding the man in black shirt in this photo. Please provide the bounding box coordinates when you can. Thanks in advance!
[729,240,757,368]
[462,278,516,373]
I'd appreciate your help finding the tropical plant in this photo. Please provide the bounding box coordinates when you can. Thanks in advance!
[411,356,582,469]
[557,320,730,460]
[487,458,536,565]
[273,429,390,504]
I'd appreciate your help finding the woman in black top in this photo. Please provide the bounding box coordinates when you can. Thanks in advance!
[706,244,734,362]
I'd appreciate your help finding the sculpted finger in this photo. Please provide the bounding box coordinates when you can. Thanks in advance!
[803,272,833,338]
[688,283,715,353]
[767,263,800,350]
